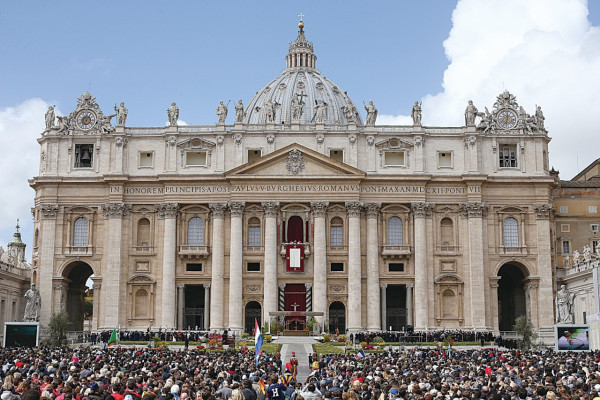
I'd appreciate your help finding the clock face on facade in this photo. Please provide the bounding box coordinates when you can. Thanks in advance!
[497,109,518,129]
[76,110,97,130]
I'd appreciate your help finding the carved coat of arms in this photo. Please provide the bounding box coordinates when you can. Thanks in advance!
[286,149,305,175]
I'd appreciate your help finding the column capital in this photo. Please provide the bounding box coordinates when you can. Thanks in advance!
[103,202,132,219]
[364,202,381,219]
[459,202,487,218]
[229,201,246,218]
[345,201,363,218]
[203,283,211,289]
[380,283,388,289]
[278,283,286,290]
[40,204,59,219]
[305,283,312,290]
[262,201,280,217]
[177,284,186,289]
[156,202,179,219]
[209,202,228,219]
[411,202,433,217]
[533,203,553,219]
[406,283,414,290]
[310,201,329,218]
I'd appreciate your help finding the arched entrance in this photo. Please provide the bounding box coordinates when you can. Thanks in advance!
[62,261,94,331]
[244,301,261,333]
[329,301,346,333]
[497,263,527,331]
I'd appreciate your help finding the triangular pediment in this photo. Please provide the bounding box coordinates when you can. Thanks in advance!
[226,143,365,178]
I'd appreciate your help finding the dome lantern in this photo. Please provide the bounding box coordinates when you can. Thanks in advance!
[286,16,316,70]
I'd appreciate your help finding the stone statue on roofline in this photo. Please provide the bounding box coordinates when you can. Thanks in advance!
[114,102,128,127]
[464,100,478,126]
[364,100,377,125]
[216,100,228,124]
[411,101,422,125]
[235,100,244,123]
[45,106,55,130]
[167,102,179,126]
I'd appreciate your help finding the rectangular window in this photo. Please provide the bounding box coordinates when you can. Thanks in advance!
[438,151,452,168]
[561,224,570,232]
[329,149,344,163]
[330,226,343,246]
[562,240,571,255]
[384,151,405,167]
[559,206,568,214]
[499,145,517,168]
[247,149,262,163]
[185,151,207,166]
[139,152,154,168]
[74,144,94,168]
[389,263,404,272]
[247,262,261,272]
[591,224,600,232]
[593,240,600,253]
[330,262,344,272]
[248,226,261,246]
[590,206,598,214]
[186,263,202,272]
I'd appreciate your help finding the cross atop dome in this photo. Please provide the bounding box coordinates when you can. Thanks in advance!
[287,16,316,70]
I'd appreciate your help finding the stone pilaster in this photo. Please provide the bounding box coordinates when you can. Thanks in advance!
[380,284,387,331]
[346,201,363,331]
[310,201,328,325]
[228,201,245,332]
[39,204,58,326]
[156,202,178,328]
[262,201,280,326]
[411,202,432,330]
[406,283,414,327]
[365,202,381,331]
[91,279,102,331]
[459,202,488,330]
[203,284,211,330]
[102,202,130,328]
[533,203,554,334]
[489,277,500,333]
[209,203,227,330]
[177,284,185,329]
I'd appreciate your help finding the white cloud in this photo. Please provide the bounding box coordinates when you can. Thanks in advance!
[384,0,600,179]
[164,120,188,126]
[0,99,49,257]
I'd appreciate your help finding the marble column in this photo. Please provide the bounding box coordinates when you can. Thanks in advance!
[102,202,131,328]
[460,202,488,330]
[262,202,280,326]
[365,202,381,331]
[177,284,185,329]
[91,279,102,330]
[203,284,210,330]
[346,201,363,331]
[406,283,414,327]
[411,202,432,330]
[39,204,58,326]
[534,203,555,331]
[310,201,329,325]
[209,203,227,330]
[228,201,245,332]
[380,284,387,331]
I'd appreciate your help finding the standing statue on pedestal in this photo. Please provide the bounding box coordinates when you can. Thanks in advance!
[364,100,377,125]
[573,249,580,265]
[24,283,41,322]
[584,245,592,262]
[114,102,128,127]
[535,105,545,130]
[234,100,244,123]
[464,100,478,126]
[313,99,328,123]
[216,100,228,124]
[411,101,422,125]
[167,102,179,126]
[556,284,575,324]
[45,106,55,130]
[291,96,304,122]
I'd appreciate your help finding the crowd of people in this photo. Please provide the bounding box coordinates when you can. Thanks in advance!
[0,338,599,399]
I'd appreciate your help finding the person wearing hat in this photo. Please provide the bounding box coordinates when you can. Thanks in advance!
[289,354,298,379]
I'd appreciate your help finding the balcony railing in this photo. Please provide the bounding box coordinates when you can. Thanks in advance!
[131,245,154,255]
[436,244,459,253]
[179,245,209,258]
[327,245,348,253]
[65,245,93,256]
[499,245,527,255]
[381,244,412,259]
[243,245,264,253]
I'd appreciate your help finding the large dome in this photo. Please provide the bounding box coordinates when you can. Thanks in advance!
[243,23,363,126]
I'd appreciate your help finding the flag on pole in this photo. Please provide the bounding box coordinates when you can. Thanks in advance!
[254,319,263,365]
[108,328,119,347]
[258,378,266,394]
[356,349,366,359]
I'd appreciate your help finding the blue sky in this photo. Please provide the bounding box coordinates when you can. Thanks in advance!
[1,0,600,259]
